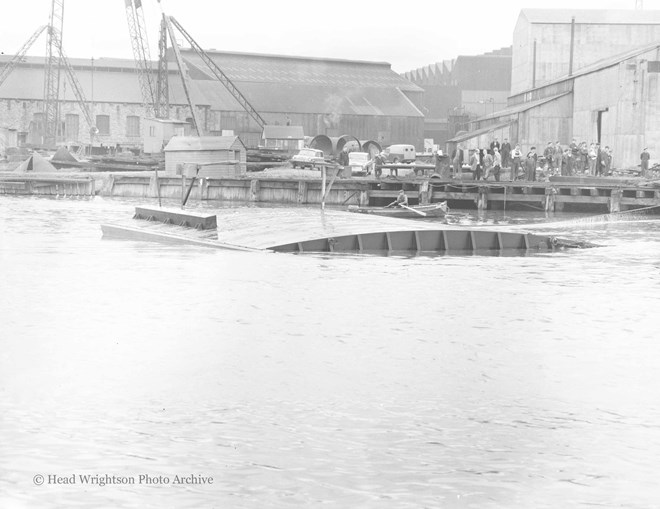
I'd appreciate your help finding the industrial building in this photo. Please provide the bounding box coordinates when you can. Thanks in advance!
[446,9,660,169]
[402,48,512,147]
[512,8,660,95]
[0,49,424,153]
[451,41,660,169]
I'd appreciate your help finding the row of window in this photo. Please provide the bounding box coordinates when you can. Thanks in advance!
[31,113,141,137]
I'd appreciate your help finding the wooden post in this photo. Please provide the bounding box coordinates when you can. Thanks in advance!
[609,188,623,213]
[419,180,430,205]
[250,179,260,202]
[297,181,308,204]
[477,187,488,210]
[544,187,556,212]
[321,166,326,209]
[359,190,370,206]
[154,168,162,207]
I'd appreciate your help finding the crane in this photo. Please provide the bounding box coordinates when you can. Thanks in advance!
[0,26,47,89]
[124,0,158,117]
[154,6,267,136]
[167,16,267,130]
[43,0,65,146]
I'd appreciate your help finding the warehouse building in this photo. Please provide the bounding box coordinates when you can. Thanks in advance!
[512,8,660,95]
[0,50,424,152]
[402,48,511,147]
[451,41,660,169]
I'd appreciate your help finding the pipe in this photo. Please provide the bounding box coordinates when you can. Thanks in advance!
[569,16,576,76]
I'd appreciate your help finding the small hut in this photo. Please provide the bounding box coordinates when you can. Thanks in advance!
[164,136,247,177]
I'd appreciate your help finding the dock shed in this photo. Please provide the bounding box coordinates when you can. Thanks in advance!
[261,125,305,152]
[164,136,247,177]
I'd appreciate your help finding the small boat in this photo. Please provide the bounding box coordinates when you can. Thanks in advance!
[347,201,448,218]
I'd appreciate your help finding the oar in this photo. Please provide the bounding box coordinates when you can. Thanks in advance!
[399,203,427,217]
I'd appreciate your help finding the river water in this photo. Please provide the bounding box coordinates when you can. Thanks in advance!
[1,195,659,508]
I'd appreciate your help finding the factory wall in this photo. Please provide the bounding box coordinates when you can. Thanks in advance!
[572,49,660,168]
[512,16,660,94]
[517,94,573,152]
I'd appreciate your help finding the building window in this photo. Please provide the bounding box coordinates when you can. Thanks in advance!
[149,126,156,136]
[126,115,140,137]
[96,115,110,135]
[65,114,79,140]
[32,113,44,132]
[648,61,660,73]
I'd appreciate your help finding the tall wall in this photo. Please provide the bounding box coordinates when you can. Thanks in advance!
[512,14,660,94]
[572,48,660,168]
[517,94,573,152]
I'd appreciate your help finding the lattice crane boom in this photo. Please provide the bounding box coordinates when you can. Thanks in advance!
[168,16,266,129]
[50,28,96,134]
[0,25,48,89]
[43,0,65,146]
[162,14,204,135]
[124,0,157,117]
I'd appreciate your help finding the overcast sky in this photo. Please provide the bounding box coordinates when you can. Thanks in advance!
[1,0,659,73]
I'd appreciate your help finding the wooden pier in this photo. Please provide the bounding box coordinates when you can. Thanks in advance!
[2,170,659,213]
[0,176,95,196]
[97,174,659,213]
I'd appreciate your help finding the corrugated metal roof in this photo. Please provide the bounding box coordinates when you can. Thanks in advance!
[475,92,571,122]
[180,49,422,92]
[164,136,244,152]
[447,121,513,143]
[262,125,304,139]
[514,41,660,96]
[0,52,423,118]
[521,8,660,25]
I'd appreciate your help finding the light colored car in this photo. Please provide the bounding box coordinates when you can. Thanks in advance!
[384,144,416,163]
[291,148,325,168]
[348,152,371,175]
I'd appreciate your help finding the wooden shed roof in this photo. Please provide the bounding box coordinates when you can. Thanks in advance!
[164,136,245,152]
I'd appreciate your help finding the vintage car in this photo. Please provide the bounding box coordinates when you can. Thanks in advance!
[290,148,325,168]
[348,152,371,175]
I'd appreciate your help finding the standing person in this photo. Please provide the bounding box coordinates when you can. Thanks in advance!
[470,148,482,180]
[588,143,598,177]
[569,138,579,174]
[373,151,386,177]
[604,146,612,175]
[501,138,511,169]
[595,144,604,176]
[524,151,536,181]
[489,137,500,156]
[492,147,502,181]
[511,144,523,180]
[561,148,571,176]
[338,147,349,167]
[578,142,588,174]
[482,149,494,180]
[452,145,463,178]
[554,141,563,174]
[641,148,651,177]
[543,142,554,172]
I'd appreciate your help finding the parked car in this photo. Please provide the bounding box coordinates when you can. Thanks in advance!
[291,148,325,168]
[348,152,371,175]
[384,144,416,163]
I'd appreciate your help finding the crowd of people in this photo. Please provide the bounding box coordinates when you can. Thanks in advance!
[450,137,624,181]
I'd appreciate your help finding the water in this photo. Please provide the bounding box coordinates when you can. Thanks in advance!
[1,196,660,508]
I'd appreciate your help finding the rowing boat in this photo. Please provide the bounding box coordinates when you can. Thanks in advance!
[347,201,448,218]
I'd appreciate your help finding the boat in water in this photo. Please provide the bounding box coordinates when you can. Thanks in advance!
[347,201,448,218]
